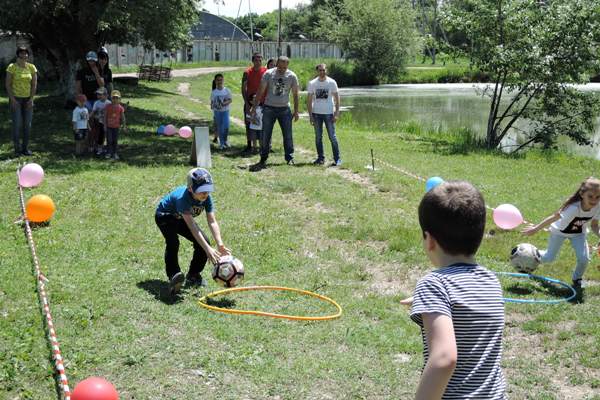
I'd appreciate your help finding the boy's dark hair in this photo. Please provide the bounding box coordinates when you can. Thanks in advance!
[418,180,486,256]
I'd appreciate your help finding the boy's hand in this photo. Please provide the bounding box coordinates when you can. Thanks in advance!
[400,296,413,306]
[207,247,221,265]
[521,224,538,236]
[123,126,128,133]
[217,244,231,256]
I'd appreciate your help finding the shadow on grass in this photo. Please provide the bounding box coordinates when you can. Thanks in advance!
[505,275,582,303]
[205,296,237,308]
[137,279,182,305]
[0,92,241,173]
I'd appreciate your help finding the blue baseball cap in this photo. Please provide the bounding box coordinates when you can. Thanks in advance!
[187,168,214,193]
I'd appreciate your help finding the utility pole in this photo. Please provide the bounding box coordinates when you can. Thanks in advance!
[277,0,282,56]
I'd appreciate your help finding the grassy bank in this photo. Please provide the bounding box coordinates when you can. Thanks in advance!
[1,73,600,399]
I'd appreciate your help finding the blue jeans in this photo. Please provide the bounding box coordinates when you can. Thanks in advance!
[106,127,119,155]
[540,233,589,281]
[10,97,33,153]
[260,106,294,162]
[312,113,340,162]
[213,110,229,146]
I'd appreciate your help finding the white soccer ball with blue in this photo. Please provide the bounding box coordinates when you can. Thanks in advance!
[510,243,541,274]
[212,255,245,287]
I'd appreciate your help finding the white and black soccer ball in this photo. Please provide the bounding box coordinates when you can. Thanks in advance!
[510,243,541,274]
[212,255,245,287]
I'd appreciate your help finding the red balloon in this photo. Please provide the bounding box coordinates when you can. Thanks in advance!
[72,377,119,400]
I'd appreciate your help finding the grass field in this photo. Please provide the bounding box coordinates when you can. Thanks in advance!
[1,70,600,399]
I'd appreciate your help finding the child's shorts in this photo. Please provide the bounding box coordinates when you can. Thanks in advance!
[74,129,88,141]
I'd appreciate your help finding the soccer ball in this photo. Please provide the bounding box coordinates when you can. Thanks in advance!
[510,243,541,274]
[212,256,245,287]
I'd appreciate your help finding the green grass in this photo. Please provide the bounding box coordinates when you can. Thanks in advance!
[2,72,600,399]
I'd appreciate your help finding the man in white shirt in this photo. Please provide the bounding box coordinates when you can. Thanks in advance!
[306,64,341,166]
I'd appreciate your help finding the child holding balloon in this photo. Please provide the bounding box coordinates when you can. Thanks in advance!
[522,177,600,288]
[155,168,231,296]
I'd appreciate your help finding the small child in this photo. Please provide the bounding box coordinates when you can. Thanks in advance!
[90,86,111,155]
[72,94,90,155]
[402,181,506,399]
[245,93,262,153]
[155,168,231,296]
[210,73,232,149]
[103,89,126,160]
[522,176,600,288]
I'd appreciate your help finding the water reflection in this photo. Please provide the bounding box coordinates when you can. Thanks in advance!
[340,83,600,158]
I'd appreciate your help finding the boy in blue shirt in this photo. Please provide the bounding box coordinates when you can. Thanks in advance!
[155,168,230,295]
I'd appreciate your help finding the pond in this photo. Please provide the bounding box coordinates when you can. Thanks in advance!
[339,83,600,158]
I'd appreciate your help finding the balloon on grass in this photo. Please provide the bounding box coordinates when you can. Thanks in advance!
[72,377,119,400]
[425,176,444,192]
[493,204,523,229]
[164,124,177,136]
[19,163,44,187]
[157,125,165,135]
[25,194,56,223]
[179,126,192,138]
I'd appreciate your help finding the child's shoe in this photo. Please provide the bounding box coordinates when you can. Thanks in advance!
[186,273,206,287]
[169,272,185,296]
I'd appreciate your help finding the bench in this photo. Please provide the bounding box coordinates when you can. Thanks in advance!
[137,65,172,81]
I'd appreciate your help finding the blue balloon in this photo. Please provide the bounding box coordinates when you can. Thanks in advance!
[157,125,165,135]
[425,176,444,192]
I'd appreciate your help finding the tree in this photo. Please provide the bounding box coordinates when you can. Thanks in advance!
[0,0,201,96]
[443,0,600,150]
[317,0,419,84]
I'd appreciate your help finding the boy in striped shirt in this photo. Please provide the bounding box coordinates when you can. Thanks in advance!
[402,181,506,399]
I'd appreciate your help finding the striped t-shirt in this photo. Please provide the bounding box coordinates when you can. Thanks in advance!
[410,263,506,399]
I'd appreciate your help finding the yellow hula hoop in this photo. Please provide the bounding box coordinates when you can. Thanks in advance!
[197,285,343,321]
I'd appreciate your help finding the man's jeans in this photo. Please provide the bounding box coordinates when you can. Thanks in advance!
[10,97,33,153]
[260,105,294,162]
[312,113,340,162]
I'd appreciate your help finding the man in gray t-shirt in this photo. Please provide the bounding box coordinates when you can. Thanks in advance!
[249,56,299,171]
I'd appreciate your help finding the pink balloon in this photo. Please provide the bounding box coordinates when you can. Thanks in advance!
[72,377,119,400]
[19,163,44,187]
[493,204,523,230]
[179,126,193,138]
[164,124,177,136]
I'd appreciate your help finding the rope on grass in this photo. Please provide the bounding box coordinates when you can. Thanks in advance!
[198,285,343,321]
[16,168,71,400]
[495,271,577,304]
[372,156,537,226]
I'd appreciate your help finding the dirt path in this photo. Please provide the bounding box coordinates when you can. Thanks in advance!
[114,66,243,79]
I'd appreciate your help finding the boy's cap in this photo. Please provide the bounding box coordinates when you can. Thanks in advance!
[86,51,98,61]
[76,94,87,103]
[111,90,121,98]
[95,87,107,95]
[187,168,214,193]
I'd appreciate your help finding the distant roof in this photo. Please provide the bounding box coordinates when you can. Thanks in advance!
[192,11,250,41]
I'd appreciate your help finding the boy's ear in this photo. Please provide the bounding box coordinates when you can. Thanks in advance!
[423,231,437,252]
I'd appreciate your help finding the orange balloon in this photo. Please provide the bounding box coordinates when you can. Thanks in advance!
[25,194,56,223]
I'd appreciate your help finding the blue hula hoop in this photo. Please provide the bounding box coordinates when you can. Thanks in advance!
[495,271,577,304]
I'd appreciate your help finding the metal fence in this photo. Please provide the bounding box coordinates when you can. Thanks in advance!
[105,40,342,67]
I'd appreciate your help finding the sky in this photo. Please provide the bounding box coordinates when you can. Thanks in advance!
[202,0,311,18]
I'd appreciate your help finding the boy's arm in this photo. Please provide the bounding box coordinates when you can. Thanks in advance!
[121,110,127,132]
[307,92,314,125]
[522,212,561,235]
[292,82,299,122]
[415,313,457,400]
[206,212,231,256]
[182,213,220,264]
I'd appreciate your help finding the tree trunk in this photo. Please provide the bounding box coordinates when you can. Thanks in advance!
[56,59,79,100]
